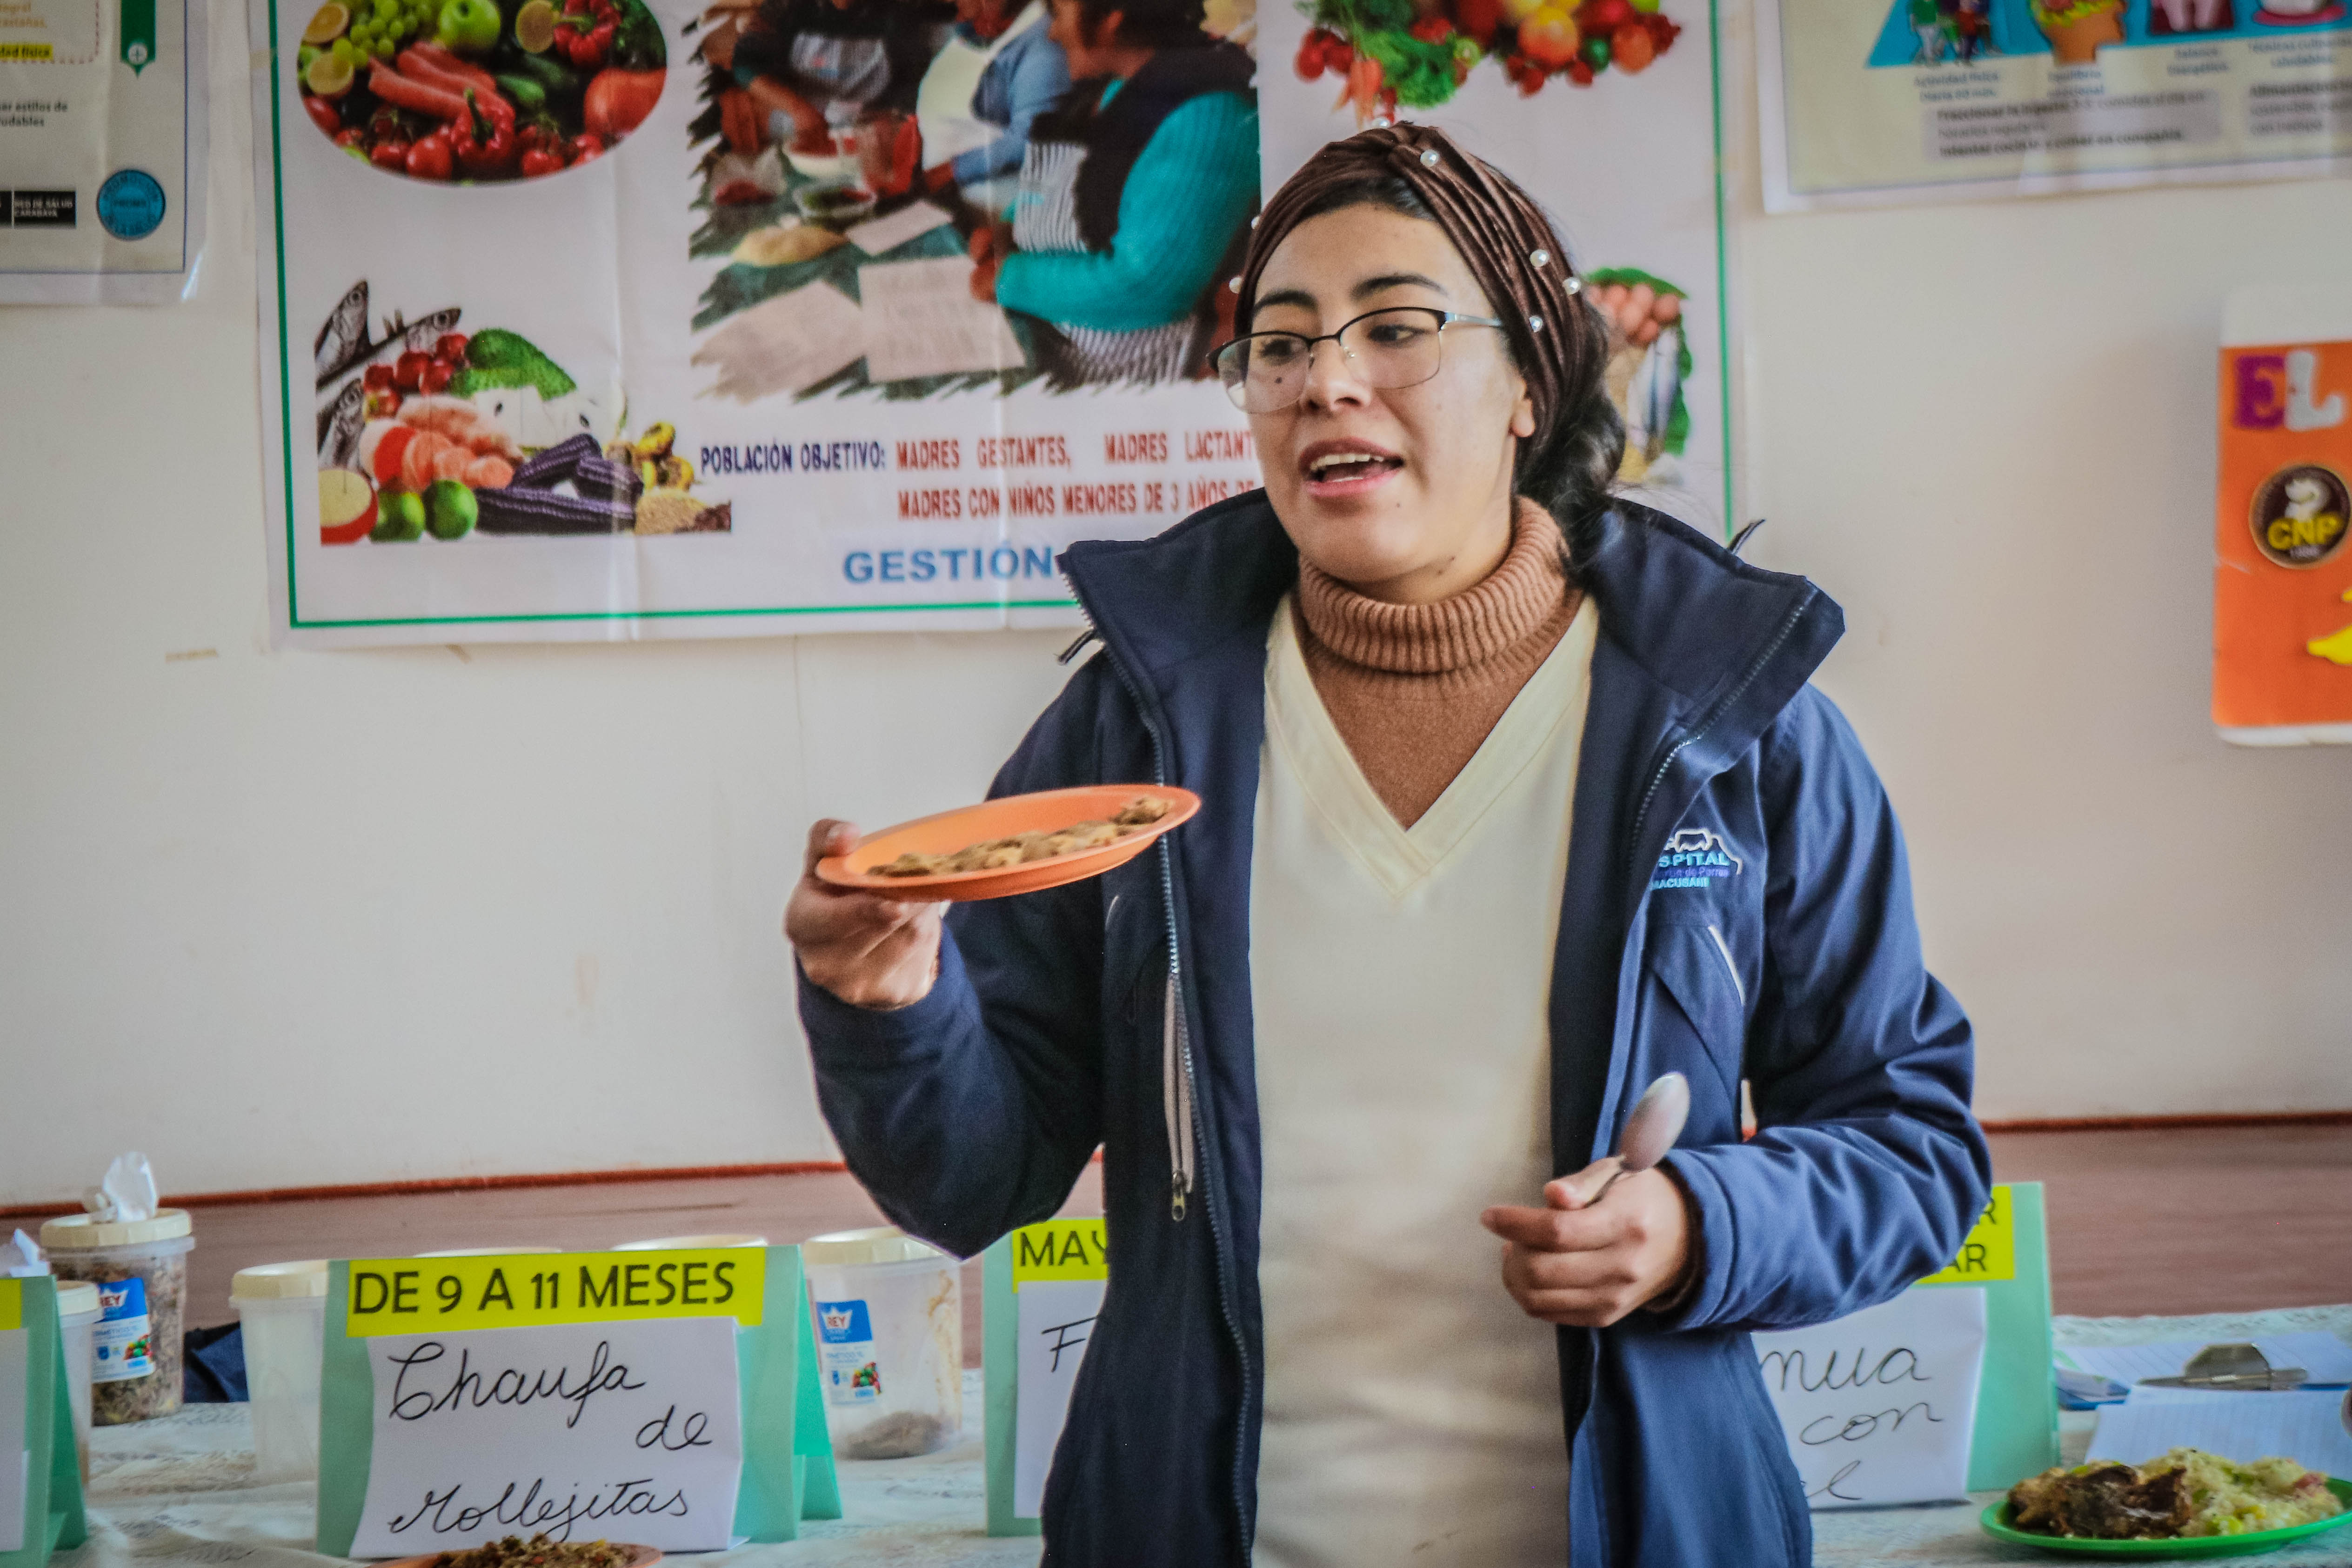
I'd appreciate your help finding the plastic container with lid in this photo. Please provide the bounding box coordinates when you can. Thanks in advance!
[56,1281,100,1481]
[802,1228,961,1460]
[231,1261,329,1482]
[41,1209,194,1425]
[613,1234,769,1250]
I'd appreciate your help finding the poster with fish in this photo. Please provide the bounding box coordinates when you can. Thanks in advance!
[249,0,1725,645]
[1759,0,2352,211]
[2214,287,2352,745]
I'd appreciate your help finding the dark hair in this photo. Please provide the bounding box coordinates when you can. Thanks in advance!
[1058,0,1209,50]
[1276,172,1623,581]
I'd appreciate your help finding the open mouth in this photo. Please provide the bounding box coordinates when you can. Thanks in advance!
[1299,441,1404,495]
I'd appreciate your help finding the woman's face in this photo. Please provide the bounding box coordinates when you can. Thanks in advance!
[1247,204,1535,605]
[1046,0,1115,74]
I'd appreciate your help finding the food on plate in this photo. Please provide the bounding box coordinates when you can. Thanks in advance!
[425,1534,637,1568]
[2008,1449,2344,1540]
[297,0,665,183]
[318,467,379,544]
[731,221,846,267]
[869,796,1174,877]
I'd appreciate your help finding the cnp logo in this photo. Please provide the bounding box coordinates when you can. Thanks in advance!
[2234,348,2347,433]
[2251,464,2350,569]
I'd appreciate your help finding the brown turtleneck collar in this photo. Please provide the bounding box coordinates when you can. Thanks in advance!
[1294,498,1583,828]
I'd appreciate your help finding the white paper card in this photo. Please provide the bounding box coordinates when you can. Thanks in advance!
[691,281,868,404]
[2091,1388,2352,1477]
[1752,1288,1987,1509]
[1013,1279,1103,1520]
[846,201,955,257]
[2060,1334,2352,1390]
[351,1317,742,1555]
[858,257,1026,383]
[0,1328,26,1552]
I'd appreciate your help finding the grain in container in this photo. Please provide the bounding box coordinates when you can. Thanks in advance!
[802,1227,961,1460]
[231,1261,329,1481]
[42,1209,194,1424]
[56,1281,99,1481]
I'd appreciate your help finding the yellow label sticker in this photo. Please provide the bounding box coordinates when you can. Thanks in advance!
[1009,1220,1108,1289]
[343,1249,765,1337]
[0,1277,20,1333]
[1917,1184,2016,1285]
[0,43,58,59]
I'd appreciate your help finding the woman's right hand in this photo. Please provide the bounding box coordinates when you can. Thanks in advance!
[785,820,945,1009]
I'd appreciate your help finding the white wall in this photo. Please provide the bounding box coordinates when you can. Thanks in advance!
[2,0,2346,1206]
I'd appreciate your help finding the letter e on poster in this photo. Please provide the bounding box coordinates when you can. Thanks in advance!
[1751,1287,1987,1508]
[353,1318,742,1554]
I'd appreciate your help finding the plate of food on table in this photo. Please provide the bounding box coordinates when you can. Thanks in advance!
[1984,1447,2350,1556]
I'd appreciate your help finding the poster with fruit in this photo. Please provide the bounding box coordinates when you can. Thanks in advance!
[1259,0,1730,527]
[1760,0,2352,211]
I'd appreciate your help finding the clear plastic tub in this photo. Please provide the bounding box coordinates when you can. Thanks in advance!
[802,1228,961,1460]
[56,1281,99,1482]
[231,1261,328,1482]
[42,1209,194,1424]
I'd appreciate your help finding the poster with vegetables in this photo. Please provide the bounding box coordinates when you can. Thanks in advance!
[1759,0,2352,211]
[251,0,1268,646]
[1258,0,1730,527]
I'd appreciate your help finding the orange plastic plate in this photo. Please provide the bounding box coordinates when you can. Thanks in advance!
[815,785,1202,902]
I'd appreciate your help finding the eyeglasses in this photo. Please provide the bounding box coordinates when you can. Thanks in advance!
[1210,307,1506,414]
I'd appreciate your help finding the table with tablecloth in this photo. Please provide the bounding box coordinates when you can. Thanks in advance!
[60,1307,2352,1568]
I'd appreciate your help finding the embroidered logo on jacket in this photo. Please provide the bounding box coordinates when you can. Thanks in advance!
[1652,827,1743,891]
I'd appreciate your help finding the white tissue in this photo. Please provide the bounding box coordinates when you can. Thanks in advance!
[82,1152,159,1223]
[0,1230,46,1277]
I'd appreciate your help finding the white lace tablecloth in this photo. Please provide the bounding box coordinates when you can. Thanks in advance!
[60,1311,2352,1568]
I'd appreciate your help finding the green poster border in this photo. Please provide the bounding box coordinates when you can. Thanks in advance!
[980,1237,1035,1538]
[262,0,1739,626]
[0,1277,88,1568]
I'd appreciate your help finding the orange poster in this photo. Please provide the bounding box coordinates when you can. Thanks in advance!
[2215,302,2352,746]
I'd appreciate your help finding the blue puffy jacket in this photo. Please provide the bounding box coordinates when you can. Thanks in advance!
[798,494,1991,1567]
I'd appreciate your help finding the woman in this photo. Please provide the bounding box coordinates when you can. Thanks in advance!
[707,0,945,153]
[970,0,1256,382]
[787,125,1988,1567]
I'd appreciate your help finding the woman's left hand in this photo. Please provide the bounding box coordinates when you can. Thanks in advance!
[1480,1161,1692,1328]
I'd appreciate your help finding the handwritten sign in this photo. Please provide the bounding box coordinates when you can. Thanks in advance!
[1752,1287,1988,1508]
[345,1251,764,1336]
[985,1220,1109,1536]
[318,1249,840,1556]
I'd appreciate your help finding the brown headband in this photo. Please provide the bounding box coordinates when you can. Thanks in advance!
[1231,124,1586,441]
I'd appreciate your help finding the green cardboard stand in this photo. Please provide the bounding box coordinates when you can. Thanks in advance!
[0,1278,87,1568]
[317,1247,838,1554]
[1912,1181,2060,1493]
[981,1236,1034,1539]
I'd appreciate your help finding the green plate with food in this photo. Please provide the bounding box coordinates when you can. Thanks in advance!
[1983,1448,2352,1557]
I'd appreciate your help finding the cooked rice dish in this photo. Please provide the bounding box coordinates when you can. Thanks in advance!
[2008,1447,2342,1539]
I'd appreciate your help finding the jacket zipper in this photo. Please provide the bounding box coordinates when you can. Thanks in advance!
[1066,593,1256,1553]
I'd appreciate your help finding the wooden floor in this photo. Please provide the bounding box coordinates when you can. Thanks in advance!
[28,1124,2345,1356]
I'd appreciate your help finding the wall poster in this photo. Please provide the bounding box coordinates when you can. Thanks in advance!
[249,0,1727,644]
[1761,0,2351,210]
[0,0,206,302]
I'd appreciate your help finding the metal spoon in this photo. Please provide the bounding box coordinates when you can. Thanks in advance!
[1590,1072,1690,1205]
